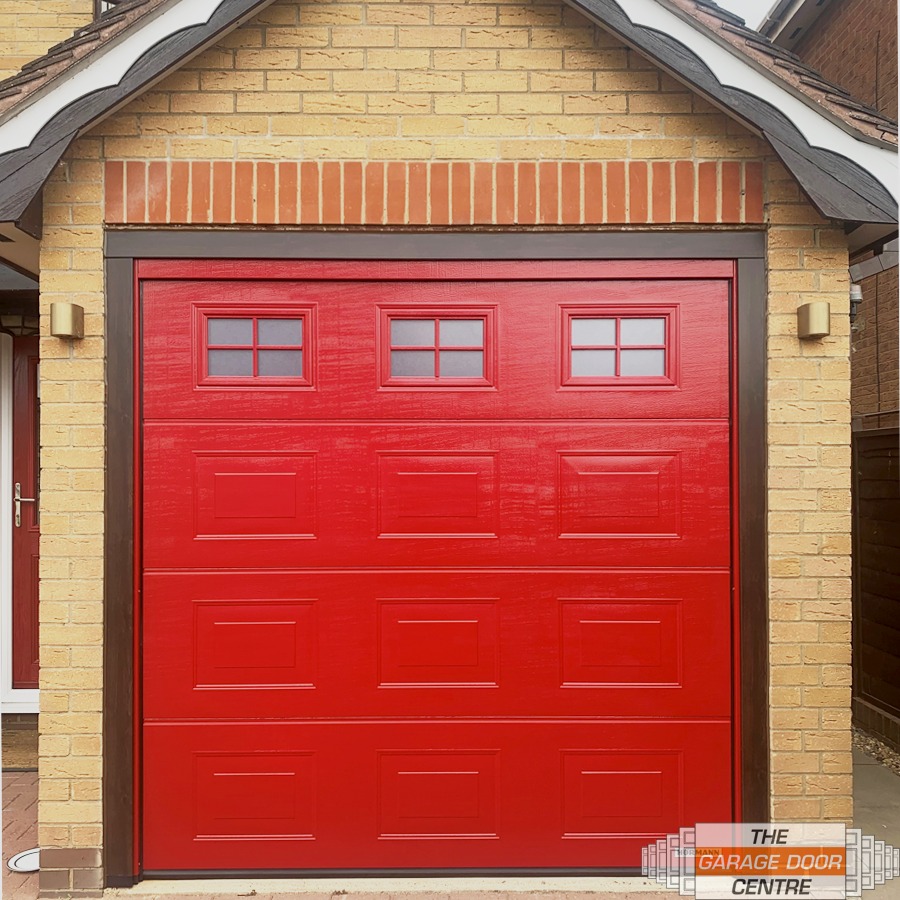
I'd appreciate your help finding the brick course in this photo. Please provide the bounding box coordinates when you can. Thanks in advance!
[29,0,853,888]
[105,158,765,225]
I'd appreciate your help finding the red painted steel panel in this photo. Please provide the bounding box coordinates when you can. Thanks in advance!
[141,260,734,871]
[141,277,729,420]
[143,570,731,720]
[144,720,731,870]
[142,423,730,569]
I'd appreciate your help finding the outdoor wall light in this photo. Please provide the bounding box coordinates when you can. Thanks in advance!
[797,301,831,339]
[49,302,85,339]
[849,283,864,323]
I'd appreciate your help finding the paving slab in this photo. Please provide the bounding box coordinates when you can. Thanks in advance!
[2,771,39,900]
[853,748,900,900]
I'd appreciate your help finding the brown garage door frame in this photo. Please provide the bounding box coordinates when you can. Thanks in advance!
[103,230,768,886]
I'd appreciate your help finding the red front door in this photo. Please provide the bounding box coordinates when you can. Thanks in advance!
[12,336,39,690]
[141,259,735,871]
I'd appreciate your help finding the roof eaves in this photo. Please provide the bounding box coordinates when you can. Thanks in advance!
[759,0,836,48]
[0,0,279,221]
[563,0,897,223]
[659,0,897,151]
[0,0,160,121]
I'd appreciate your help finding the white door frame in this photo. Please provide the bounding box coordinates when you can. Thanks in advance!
[1,331,39,713]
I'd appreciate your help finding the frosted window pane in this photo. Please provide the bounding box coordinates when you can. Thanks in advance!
[571,349,616,377]
[620,349,666,376]
[208,318,252,345]
[440,319,484,347]
[208,349,253,376]
[391,319,435,346]
[391,350,435,377]
[620,318,666,346]
[439,350,484,377]
[258,319,303,346]
[258,350,303,376]
[572,318,616,346]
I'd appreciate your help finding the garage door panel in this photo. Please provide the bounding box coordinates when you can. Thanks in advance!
[142,278,729,422]
[143,720,731,870]
[143,422,729,569]
[142,265,736,871]
[143,571,731,720]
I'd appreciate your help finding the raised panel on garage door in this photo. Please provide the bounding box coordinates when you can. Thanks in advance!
[142,422,730,569]
[140,259,735,872]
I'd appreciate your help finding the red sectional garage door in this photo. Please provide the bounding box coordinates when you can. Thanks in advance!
[141,259,736,872]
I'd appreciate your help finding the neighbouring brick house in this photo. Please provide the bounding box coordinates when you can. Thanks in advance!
[0,0,896,895]
[762,0,900,754]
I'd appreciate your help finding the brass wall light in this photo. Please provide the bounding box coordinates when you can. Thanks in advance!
[797,301,831,340]
[50,302,84,339]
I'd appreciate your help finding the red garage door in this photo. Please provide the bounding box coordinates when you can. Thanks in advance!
[141,259,735,872]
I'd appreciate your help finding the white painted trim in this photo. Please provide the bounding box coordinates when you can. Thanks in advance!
[614,0,898,204]
[0,0,233,155]
[760,0,813,41]
[760,0,836,47]
[2,697,39,713]
[0,334,39,714]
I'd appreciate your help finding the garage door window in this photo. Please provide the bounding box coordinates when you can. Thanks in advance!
[203,312,312,386]
[381,309,494,387]
[563,308,675,386]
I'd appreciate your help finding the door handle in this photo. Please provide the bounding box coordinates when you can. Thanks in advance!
[14,482,36,528]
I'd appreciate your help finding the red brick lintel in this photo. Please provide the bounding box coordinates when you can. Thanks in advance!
[105,159,765,226]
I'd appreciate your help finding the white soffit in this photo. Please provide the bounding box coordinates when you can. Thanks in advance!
[614,0,898,204]
[0,0,234,156]
[761,0,836,47]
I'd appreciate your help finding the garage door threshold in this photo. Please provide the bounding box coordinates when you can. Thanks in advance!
[106,876,666,896]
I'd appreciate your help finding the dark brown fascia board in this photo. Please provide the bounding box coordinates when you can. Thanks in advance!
[103,230,769,885]
[15,190,42,240]
[562,0,898,225]
[0,0,278,222]
[105,229,768,259]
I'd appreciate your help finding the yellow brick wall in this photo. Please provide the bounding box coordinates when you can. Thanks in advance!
[38,143,105,853]
[34,0,852,862]
[90,0,767,162]
[0,1,94,81]
[765,162,852,821]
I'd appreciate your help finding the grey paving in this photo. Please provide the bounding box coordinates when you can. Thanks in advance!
[853,748,900,899]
